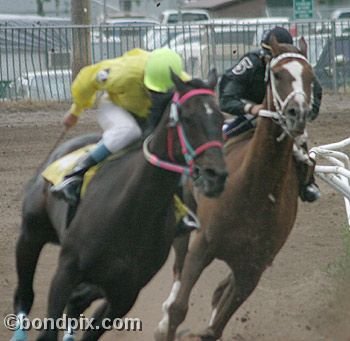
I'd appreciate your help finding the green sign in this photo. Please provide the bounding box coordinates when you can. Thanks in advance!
[294,0,313,19]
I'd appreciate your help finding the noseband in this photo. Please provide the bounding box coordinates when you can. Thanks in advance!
[260,52,312,138]
[143,89,223,176]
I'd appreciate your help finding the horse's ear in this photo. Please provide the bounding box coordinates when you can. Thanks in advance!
[170,68,187,93]
[269,35,281,57]
[207,68,218,90]
[298,36,308,58]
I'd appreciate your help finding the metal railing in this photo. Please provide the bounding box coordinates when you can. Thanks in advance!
[310,138,350,227]
[1,19,349,102]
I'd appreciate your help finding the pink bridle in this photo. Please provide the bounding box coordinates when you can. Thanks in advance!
[143,88,223,176]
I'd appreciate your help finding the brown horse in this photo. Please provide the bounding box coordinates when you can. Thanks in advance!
[12,70,228,341]
[154,37,317,341]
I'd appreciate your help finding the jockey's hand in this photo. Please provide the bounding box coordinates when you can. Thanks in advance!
[63,112,78,129]
[250,104,265,116]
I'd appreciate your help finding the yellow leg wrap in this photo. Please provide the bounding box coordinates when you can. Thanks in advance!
[173,194,190,225]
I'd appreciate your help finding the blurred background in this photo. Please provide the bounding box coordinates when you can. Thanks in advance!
[1,0,350,102]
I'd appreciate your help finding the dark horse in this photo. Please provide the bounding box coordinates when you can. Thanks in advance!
[154,37,317,341]
[13,70,228,341]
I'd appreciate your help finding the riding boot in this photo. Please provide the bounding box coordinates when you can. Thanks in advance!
[297,153,321,203]
[50,154,98,206]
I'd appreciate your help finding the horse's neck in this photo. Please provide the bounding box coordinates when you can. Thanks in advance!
[245,117,294,180]
[149,119,170,160]
[149,102,184,163]
[142,112,182,193]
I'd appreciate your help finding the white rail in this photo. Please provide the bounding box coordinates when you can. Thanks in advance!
[309,137,350,227]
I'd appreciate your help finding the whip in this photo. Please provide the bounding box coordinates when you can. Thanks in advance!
[37,127,68,172]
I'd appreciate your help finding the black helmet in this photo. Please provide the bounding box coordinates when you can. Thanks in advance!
[261,26,293,50]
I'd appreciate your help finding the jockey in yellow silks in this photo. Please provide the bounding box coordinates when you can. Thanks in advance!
[51,47,190,205]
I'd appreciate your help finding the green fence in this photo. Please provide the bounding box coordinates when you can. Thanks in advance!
[1,20,350,102]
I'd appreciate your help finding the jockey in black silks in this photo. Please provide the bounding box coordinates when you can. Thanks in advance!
[219,26,323,202]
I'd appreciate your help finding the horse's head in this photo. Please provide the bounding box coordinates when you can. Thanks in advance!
[265,36,315,137]
[144,69,227,197]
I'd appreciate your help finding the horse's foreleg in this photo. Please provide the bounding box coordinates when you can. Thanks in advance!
[210,272,234,312]
[155,232,214,341]
[172,183,196,281]
[153,233,190,341]
[200,264,263,340]
[37,253,80,341]
[79,300,110,341]
[63,284,104,340]
[172,232,191,281]
[80,285,139,340]
[67,283,104,317]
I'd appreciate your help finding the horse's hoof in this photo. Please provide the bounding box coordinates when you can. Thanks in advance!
[176,330,221,341]
[176,334,202,341]
[176,329,202,341]
[11,328,27,341]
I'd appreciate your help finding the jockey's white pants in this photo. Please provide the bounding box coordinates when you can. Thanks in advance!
[96,95,142,153]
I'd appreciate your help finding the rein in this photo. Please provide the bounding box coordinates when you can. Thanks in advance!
[143,88,223,176]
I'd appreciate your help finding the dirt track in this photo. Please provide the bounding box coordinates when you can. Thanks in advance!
[1,94,350,341]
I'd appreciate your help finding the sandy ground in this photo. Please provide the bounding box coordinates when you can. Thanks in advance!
[1,94,350,341]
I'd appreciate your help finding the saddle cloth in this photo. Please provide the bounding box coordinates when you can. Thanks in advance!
[42,144,100,197]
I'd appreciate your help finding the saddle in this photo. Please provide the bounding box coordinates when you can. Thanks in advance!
[42,142,141,199]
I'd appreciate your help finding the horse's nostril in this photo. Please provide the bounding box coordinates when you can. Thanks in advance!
[288,108,297,117]
[203,168,217,179]
[203,168,228,181]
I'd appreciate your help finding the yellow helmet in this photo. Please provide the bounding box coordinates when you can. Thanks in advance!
[144,48,188,93]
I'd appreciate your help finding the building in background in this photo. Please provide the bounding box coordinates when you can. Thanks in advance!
[1,0,350,23]
[0,0,179,23]
[0,0,70,17]
[183,0,266,18]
